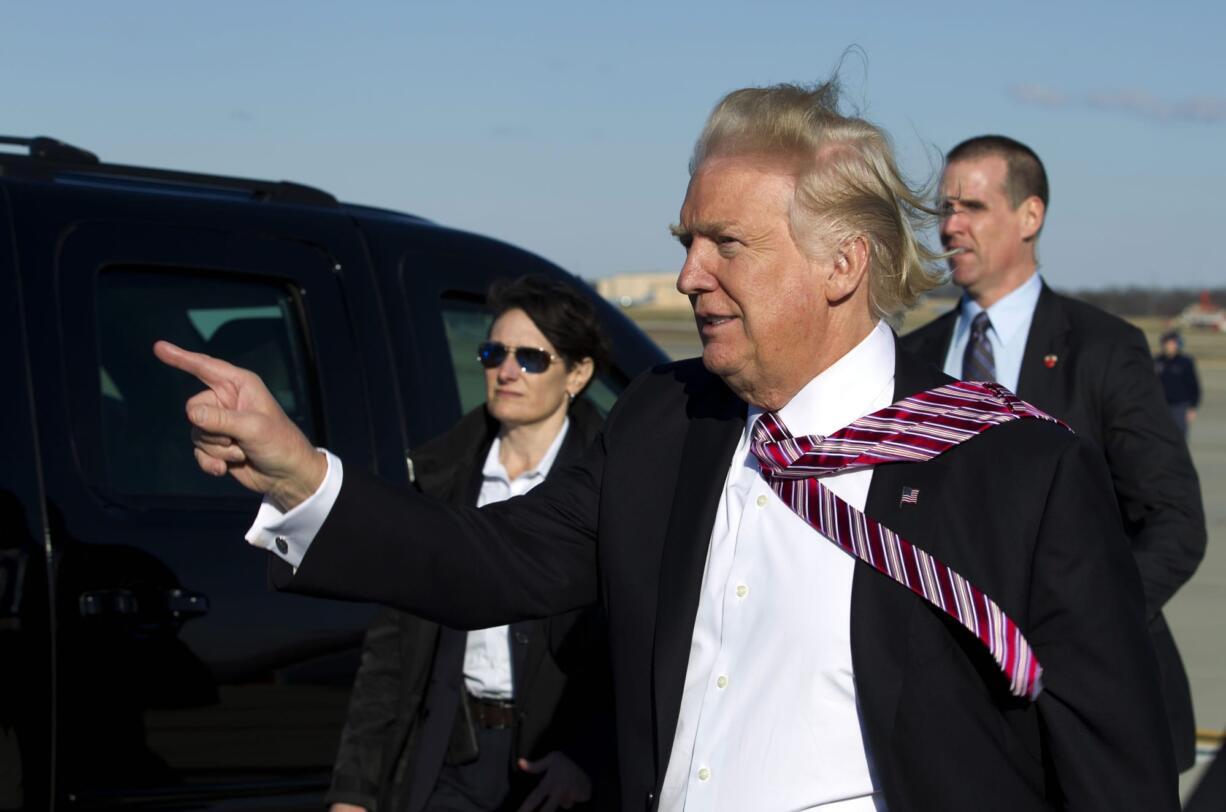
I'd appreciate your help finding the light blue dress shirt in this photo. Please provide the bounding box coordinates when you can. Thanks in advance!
[942,272,1043,392]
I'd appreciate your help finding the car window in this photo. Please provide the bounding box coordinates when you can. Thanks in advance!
[440,297,621,417]
[94,268,318,498]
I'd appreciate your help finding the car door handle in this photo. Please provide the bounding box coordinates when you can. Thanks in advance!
[79,588,140,617]
[78,587,210,620]
[165,588,210,620]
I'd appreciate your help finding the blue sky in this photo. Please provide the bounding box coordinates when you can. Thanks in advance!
[5,1,1224,288]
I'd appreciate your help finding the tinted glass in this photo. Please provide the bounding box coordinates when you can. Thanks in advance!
[95,269,318,498]
[441,299,492,415]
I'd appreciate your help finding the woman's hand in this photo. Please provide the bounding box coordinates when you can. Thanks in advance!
[517,751,592,811]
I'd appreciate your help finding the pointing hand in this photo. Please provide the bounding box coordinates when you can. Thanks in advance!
[153,340,327,510]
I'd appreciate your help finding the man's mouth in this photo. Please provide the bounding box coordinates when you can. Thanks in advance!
[696,314,736,331]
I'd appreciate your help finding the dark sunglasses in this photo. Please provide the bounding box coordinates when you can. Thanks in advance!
[477,341,559,374]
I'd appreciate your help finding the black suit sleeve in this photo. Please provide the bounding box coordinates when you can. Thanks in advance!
[1030,437,1179,810]
[326,608,407,810]
[279,425,606,630]
[1099,327,1205,615]
[545,613,618,801]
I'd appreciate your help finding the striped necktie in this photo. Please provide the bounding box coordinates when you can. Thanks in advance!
[962,311,996,382]
[750,380,1067,700]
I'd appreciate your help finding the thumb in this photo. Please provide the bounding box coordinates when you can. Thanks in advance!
[518,756,549,774]
[188,401,260,442]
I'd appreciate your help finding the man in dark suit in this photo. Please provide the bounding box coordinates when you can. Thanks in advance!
[157,82,1179,810]
[902,135,1206,771]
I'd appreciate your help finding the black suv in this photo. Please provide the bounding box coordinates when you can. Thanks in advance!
[0,137,668,810]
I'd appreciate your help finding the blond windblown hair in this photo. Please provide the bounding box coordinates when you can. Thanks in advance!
[690,80,946,322]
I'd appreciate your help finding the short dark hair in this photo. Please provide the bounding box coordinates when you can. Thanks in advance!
[946,135,1049,210]
[486,274,612,391]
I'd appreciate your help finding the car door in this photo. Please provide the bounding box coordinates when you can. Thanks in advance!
[10,182,391,809]
[0,184,55,812]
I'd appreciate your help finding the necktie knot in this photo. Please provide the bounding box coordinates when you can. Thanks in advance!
[963,311,996,383]
[750,412,827,478]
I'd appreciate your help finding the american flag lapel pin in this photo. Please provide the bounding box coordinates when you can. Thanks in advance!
[1043,354,1058,369]
[899,486,920,506]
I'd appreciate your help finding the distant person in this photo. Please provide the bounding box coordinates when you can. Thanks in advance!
[903,134,1208,772]
[1155,330,1201,436]
[326,275,613,812]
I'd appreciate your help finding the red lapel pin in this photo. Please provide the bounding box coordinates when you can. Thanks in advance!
[1043,354,1058,369]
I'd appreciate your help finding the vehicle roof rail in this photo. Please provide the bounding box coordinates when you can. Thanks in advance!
[0,135,337,206]
[0,135,99,164]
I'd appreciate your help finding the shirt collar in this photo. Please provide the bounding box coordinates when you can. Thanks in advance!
[482,417,570,484]
[956,272,1043,347]
[746,320,896,439]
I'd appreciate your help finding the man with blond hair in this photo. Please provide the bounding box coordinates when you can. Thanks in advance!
[158,81,1177,810]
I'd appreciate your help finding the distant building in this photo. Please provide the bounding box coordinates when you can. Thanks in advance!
[595,272,690,313]
[1178,290,1225,332]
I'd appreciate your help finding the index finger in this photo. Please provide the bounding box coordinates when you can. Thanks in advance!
[154,340,243,388]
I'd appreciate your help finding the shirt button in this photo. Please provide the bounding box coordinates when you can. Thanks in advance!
[274,536,289,554]
[716,675,728,689]
[735,584,748,598]
[755,494,768,508]
[697,767,711,781]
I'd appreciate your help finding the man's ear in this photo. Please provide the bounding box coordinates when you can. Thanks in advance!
[1020,196,1045,242]
[825,235,871,303]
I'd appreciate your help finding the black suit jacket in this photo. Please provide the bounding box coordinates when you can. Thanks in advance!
[286,343,1178,811]
[902,283,1206,769]
[325,400,613,812]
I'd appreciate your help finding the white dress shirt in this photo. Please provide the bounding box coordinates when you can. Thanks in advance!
[464,422,568,700]
[246,418,569,702]
[941,271,1042,391]
[658,321,895,812]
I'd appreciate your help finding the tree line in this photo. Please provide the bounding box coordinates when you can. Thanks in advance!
[925,285,1226,318]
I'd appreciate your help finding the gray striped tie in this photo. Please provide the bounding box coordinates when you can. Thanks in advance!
[962,311,996,382]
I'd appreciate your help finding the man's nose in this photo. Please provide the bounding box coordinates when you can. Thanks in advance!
[939,212,962,239]
[677,246,717,296]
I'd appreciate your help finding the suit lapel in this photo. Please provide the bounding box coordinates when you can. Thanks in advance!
[651,377,745,772]
[1016,283,1069,401]
[852,343,949,790]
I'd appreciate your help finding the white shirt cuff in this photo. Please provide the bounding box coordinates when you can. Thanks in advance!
[244,450,344,570]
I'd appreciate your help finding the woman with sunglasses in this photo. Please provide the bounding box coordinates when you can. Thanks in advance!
[328,275,614,812]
